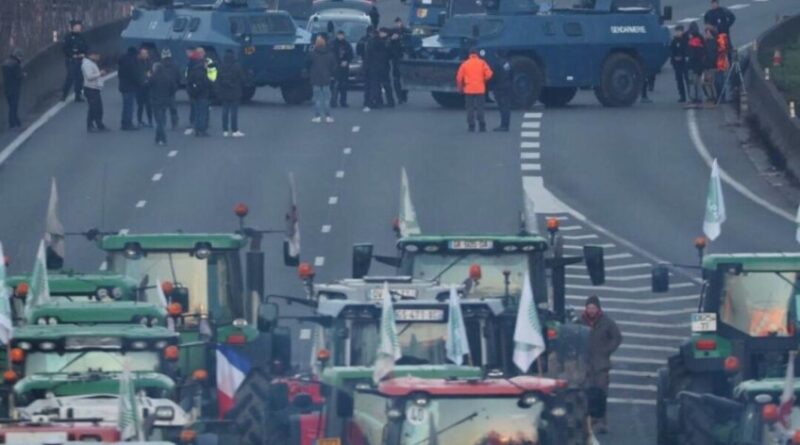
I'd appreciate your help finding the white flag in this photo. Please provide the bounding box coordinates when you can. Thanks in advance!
[523,183,540,235]
[0,243,13,344]
[513,272,546,373]
[703,159,726,241]
[25,240,51,320]
[795,203,800,245]
[445,285,470,366]
[156,278,168,307]
[285,172,301,259]
[44,178,65,267]
[373,282,402,384]
[118,361,142,441]
[779,351,796,428]
[398,167,421,237]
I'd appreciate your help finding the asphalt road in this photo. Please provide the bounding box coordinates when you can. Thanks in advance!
[2,0,800,443]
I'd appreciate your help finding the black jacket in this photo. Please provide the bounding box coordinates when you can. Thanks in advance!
[489,57,512,92]
[138,57,154,92]
[331,38,354,68]
[365,36,390,77]
[670,35,688,66]
[149,60,179,106]
[186,59,212,99]
[117,52,141,94]
[704,7,735,35]
[687,34,706,74]
[308,47,337,86]
[216,55,245,102]
[704,35,718,70]
[63,32,88,61]
[2,56,23,96]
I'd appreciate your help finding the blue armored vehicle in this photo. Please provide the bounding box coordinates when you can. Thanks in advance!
[121,0,313,103]
[400,0,672,109]
[408,0,483,38]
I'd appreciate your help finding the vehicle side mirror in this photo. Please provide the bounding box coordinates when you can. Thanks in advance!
[336,391,354,418]
[583,245,605,286]
[258,302,279,332]
[652,265,670,293]
[283,240,299,268]
[352,243,374,279]
[437,11,447,28]
[662,6,673,21]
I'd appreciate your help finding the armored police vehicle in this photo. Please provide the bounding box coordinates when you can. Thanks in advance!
[400,0,672,108]
[408,0,483,38]
[121,0,313,104]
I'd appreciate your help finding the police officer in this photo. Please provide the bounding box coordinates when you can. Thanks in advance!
[2,48,24,129]
[61,20,89,102]
[358,26,374,111]
[390,18,409,104]
[366,28,394,109]
[330,30,354,108]
[490,51,512,132]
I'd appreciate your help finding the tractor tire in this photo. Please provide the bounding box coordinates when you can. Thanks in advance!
[560,389,589,445]
[431,91,465,109]
[281,81,312,105]
[510,56,544,109]
[539,87,578,108]
[538,418,566,445]
[657,368,676,445]
[230,368,291,445]
[595,52,643,107]
[241,86,257,103]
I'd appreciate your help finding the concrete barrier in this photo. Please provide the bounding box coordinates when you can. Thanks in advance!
[0,18,129,134]
[745,14,800,177]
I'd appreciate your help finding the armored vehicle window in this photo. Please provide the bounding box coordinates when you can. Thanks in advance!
[189,17,201,32]
[230,17,247,36]
[416,0,447,6]
[173,17,188,32]
[440,18,504,39]
[563,22,583,36]
[249,15,295,35]
[612,0,654,11]
[450,0,484,15]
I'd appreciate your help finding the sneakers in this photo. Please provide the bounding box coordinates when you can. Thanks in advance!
[232,131,245,137]
[312,116,322,123]
[223,131,230,137]
[325,116,334,123]
[493,126,509,132]
[184,128,195,136]
[363,106,370,113]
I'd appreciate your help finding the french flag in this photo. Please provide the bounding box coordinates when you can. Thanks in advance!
[216,344,252,418]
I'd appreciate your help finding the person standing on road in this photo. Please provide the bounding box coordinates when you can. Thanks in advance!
[579,295,622,435]
[308,36,337,123]
[367,28,395,109]
[686,23,706,108]
[117,47,141,130]
[81,50,107,132]
[186,48,214,137]
[61,20,88,102]
[330,30,354,108]
[157,49,181,130]
[489,51,511,132]
[670,25,690,103]
[390,18,409,104]
[704,0,735,50]
[2,48,24,130]
[702,26,719,106]
[217,49,246,137]
[456,48,493,132]
[358,26,375,111]
[149,54,180,145]
[136,47,154,128]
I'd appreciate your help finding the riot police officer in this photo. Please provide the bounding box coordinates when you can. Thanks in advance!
[491,51,512,132]
[61,20,89,102]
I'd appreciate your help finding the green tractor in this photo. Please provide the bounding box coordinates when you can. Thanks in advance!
[653,253,800,445]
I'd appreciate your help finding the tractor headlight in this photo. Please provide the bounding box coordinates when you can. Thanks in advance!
[37,318,48,326]
[39,341,56,351]
[97,288,109,299]
[550,406,567,417]
[387,407,404,420]
[47,317,58,325]
[154,340,168,349]
[232,318,248,327]
[111,287,124,299]
[131,341,148,350]
[155,406,175,421]
[518,392,539,408]
[17,342,32,351]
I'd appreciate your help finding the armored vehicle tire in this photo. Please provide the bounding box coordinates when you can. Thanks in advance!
[539,87,578,108]
[595,53,643,107]
[281,81,312,105]
[431,92,465,108]
[510,57,544,110]
[230,368,290,445]
[241,86,257,103]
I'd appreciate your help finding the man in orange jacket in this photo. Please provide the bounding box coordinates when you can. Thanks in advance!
[456,49,493,132]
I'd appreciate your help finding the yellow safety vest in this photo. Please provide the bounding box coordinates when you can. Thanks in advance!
[205,58,217,82]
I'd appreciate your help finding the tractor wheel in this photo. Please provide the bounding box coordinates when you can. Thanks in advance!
[281,81,312,105]
[230,368,290,445]
[538,418,566,445]
[595,52,643,107]
[241,86,257,103]
[510,56,544,109]
[431,91,465,109]
[657,368,676,445]
[539,87,578,108]
[560,389,589,445]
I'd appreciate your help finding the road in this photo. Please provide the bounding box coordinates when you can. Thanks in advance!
[2,0,800,443]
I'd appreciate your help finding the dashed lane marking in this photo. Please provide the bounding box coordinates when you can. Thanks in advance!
[119,228,130,235]
[521,142,540,149]
[604,253,634,260]
[343,147,352,154]
[521,164,541,171]
[728,3,750,8]
[524,112,543,119]
[678,17,698,23]
[610,383,657,392]
[608,398,657,406]
[168,150,178,157]
[135,200,147,208]
[521,152,540,160]
[99,261,107,271]
[352,126,360,133]
[314,256,325,266]
[612,369,657,378]
[574,305,696,316]
[521,121,541,129]
[623,332,686,342]
[562,234,598,240]
[152,173,163,182]
[321,225,332,233]
[566,273,653,281]
[336,170,345,178]
[328,196,338,205]
[521,131,540,138]
[558,225,583,231]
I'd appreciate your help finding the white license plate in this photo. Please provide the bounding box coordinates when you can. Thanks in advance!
[7,432,69,445]
[691,313,717,332]
[449,240,493,250]
[395,309,445,322]
[273,44,295,50]
[371,288,418,299]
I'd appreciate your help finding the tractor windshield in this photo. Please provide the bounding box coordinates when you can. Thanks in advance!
[26,351,160,374]
[408,253,528,298]
[110,252,238,323]
[351,321,448,365]
[720,271,799,337]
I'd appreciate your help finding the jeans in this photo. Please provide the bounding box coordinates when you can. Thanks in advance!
[222,102,239,132]
[85,88,104,129]
[494,88,510,128]
[62,59,83,100]
[5,92,20,128]
[166,97,179,129]
[121,92,135,128]
[673,63,689,101]
[313,86,331,117]
[331,70,349,106]
[136,88,153,125]
[688,71,703,103]
[465,94,486,128]
[154,105,167,143]
[193,98,210,133]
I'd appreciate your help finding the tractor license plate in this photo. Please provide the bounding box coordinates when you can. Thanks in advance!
[316,438,341,445]
[691,313,717,332]
[7,432,69,444]
[449,240,493,250]
[395,308,445,322]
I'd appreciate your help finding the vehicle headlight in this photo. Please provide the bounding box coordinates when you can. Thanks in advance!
[387,407,403,420]
[37,318,48,326]
[154,340,168,349]
[138,316,150,326]
[550,406,567,417]
[412,394,429,407]
[97,288,109,299]
[17,341,32,351]
[131,341,148,350]
[404,244,419,252]
[503,245,519,252]
[111,287,124,299]
[232,318,248,327]
[155,406,175,421]
[39,341,56,351]
[47,317,58,325]
[518,392,539,408]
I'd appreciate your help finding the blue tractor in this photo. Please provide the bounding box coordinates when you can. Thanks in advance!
[121,0,313,104]
[400,0,672,109]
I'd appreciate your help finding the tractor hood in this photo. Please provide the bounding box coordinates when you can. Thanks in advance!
[317,298,505,319]
[27,301,166,326]
[14,371,175,397]
[733,378,800,401]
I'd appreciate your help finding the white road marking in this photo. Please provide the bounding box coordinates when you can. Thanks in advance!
[573,305,696,316]
[299,328,312,340]
[522,177,578,215]
[521,152,540,160]
[352,126,360,133]
[566,282,694,292]
[524,112,543,119]
[521,121,541,129]
[521,131,540,138]
[687,109,794,222]
[605,253,634,260]
[135,200,147,208]
[620,343,678,353]
[559,225,584,231]
[521,141,540,149]
[753,0,769,2]
[610,383,657,392]
[343,147,352,154]
[612,356,666,365]
[119,228,130,235]
[617,320,690,329]
[336,170,345,178]
[678,17,698,23]
[314,256,325,266]
[328,196,338,205]
[566,293,698,305]
[321,225,331,233]
[623,331,686,341]
[152,173,163,182]
[168,150,178,157]
[608,398,656,406]
[563,234,598,240]
[564,243,615,249]
[521,164,541,171]
[729,3,750,8]
[612,369,657,378]
[567,273,650,281]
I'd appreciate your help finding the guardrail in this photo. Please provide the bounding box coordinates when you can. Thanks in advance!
[0,18,129,134]
[745,14,800,178]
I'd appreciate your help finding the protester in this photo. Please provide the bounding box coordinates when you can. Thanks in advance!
[366,28,394,109]
[456,48,493,132]
[330,30,354,108]
[157,49,181,130]
[149,53,180,145]
[702,26,719,106]
[670,25,689,103]
[117,47,141,130]
[390,18,409,104]
[62,20,88,102]
[308,35,337,123]
[186,48,213,136]
[579,295,622,435]
[81,50,107,132]
[715,28,731,102]
[358,26,375,111]
[489,51,511,132]
[136,47,154,128]
[686,22,706,108]
[2,48,24,129]
[704,0,735,48]
[217,49,246,136]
